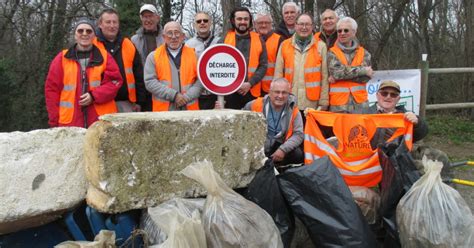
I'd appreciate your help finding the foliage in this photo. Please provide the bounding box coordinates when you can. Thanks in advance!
[426,114,474,144]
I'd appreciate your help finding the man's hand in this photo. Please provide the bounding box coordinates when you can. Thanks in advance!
[328,76,336,84]
[237,82,251,95]
[79,93,93,106]
[304,107,315,116]
[404,112,418,124]
[365,66,374,78]
[175,93,188,107]
[271,149,285,162]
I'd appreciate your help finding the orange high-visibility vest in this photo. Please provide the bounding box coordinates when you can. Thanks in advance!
[93,38,137,102]
[313,32,321,43]
[59,46,117,125]
[224,31,263,97]
[261,33,281,93]
[304,110,413,187]
[280,38,323,100]
[250,97,299,140]
[329,46,367,105]
[152,44,199,111]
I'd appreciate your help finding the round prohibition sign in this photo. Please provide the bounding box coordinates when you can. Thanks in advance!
[198,44,247,95]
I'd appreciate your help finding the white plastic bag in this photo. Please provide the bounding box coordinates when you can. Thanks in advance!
[397,156,474,247]
[181,161,283,248]
[141,198,206,248]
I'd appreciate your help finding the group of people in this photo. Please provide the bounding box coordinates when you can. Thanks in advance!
[44,2,427,169]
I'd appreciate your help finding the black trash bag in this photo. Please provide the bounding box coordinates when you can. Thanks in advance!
[244,159,295,248]
[277,156,377,248]
[378,137,421,246]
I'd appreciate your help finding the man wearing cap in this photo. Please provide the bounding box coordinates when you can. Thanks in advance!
[144,21,202,111]
[358,80,428,147]
[132,4,164,66]
[94,8,146,112]
[185,11,219,109]
[45,18,122,128]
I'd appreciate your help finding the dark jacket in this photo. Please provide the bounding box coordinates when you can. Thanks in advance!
[275,21,292,39]
[361,104,429,148]
[96,29,147,107]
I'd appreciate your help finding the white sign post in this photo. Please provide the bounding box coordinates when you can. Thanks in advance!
[198,44,247,108]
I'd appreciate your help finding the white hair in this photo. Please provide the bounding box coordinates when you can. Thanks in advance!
[337,16,358,31]
[255,13,273,23]
[270,78,290,90]
[163,21,183,33]
[282,2,301,14]
[320,9,338,21]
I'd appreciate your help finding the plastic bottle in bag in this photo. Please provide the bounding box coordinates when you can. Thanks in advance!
[397,156,474,247]
[181,161,283,248]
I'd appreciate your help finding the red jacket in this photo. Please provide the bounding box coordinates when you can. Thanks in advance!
[45,44,123,128]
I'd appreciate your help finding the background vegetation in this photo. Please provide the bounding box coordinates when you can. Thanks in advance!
[0,0,473,132]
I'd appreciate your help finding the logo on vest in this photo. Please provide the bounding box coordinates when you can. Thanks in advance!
[343,124,372,157]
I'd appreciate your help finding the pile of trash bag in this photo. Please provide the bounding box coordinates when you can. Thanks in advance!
[181,161,283,248]
[397,156,474,247]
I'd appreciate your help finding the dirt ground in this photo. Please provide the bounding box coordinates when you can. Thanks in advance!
[424,138,474,212]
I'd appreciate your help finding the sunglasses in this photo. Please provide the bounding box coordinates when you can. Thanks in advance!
[337,28,350,34]
[196,19,209,24]
[76,28,94,35]
[379,91,400,98]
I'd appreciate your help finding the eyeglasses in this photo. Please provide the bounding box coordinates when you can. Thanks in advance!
[337,28,350,34]
[165,31,182,38]
[379,91,400,98]
[256,21,272,25]
[76,28,94,35]
[296,23,312,28]
[196,19,209,24]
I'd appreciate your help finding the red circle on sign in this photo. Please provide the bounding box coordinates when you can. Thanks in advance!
[198,44,247,95]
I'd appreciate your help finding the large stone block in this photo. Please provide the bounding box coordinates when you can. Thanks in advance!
[84,110,266,213]
[0,127,88,234]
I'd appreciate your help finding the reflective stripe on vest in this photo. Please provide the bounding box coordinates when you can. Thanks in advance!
[59,46,117,124]
[329,46,367,105]
[304,110,413,187]
[93,38,137,102]
[225,31,263,97]
[250,97,299,141]
[262,33,281,93]
[152,45,199,111]
[280,38,322,100]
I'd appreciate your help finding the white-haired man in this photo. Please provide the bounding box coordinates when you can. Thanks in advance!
[314,9,339,48]
[275,2,300,39]
[255,13,285,95]
[328,17,373,113]
[144,21,202,111]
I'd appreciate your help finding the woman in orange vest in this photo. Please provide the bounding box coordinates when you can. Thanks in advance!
[45,18,123,128]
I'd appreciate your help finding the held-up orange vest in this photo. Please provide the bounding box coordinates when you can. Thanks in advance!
[250,97,299,140]
[152,45,199,111]
[329,46,367,105]
[304,110,413,187]
[93,38,137,102]
[280,39,323,100]
[59,46,117,125]
[224,31,263,97]
[262,33,281,93]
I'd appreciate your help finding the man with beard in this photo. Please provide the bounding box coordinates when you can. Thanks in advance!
[328,17,373,113]
[221,7,268,109]
[254,13,285,95]
[314,9,339,48]
[94,8,146,112]
[186,11,219,109]
[275,2,300,39]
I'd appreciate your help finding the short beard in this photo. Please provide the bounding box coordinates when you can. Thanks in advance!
[232,22,249,34]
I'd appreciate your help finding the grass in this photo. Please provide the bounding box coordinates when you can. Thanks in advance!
[425,115,474,145]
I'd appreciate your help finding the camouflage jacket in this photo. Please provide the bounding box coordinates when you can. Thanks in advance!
[328,40,372,83]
